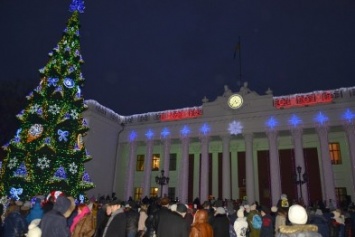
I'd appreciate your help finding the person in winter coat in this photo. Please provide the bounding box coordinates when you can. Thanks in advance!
[26,198,44,224]
[189,209,213,237]
[102,199,126,237]
[234,208,249,237]
[278,204,322,237]
[274,207,287,236]
[260,206,274,237]
[157,203,189,237]
[137,203,148,237]
[211,207,230,237]
[3,202,28,237]
[247,203,262,237]
[125,202,139,237]
[70,203,95,237]
[308,209,329,237]
[40,195,75,237]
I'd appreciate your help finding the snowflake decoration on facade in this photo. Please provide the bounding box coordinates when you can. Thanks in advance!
[200,123,211,135]
[266,116,278,129]
[37,156,50,170]
[145,129,154,140]
[288,114,302,127]
[48,104,61,114]
[180,125,191,137]
[70,109,79,119]
[228,120,243,135]
[69,162,78,174]
[8,157,18,169]
[342,109,355,123]
[161,127,170,139]
[314,112,328,125]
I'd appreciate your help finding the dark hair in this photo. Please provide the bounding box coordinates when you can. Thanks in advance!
[109,199,122,206]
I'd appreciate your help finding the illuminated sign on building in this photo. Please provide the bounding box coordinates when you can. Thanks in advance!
[160,108,203,121]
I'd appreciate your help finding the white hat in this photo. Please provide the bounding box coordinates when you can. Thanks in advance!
[237,208,244,218]
[215,207,226,216]
[288,204,308,225]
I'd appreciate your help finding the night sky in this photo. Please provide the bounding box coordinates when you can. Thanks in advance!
[1,0,354,115]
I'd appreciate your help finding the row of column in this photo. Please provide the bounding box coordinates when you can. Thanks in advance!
[122,124,355,205]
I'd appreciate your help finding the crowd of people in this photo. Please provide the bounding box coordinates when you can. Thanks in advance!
[0,192,355,237]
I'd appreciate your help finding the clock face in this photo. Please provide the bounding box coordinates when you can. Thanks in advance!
[228,94,243,109]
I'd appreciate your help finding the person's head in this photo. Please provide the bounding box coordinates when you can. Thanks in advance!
[193,209,209,224]
[160,197,170,207]
[77,203,90,215]
[237,208,244,218]
[176,203,187,217]
[260,206,270,216]
[109,199,122,212]
[288,204,308,225]
[53,196,76,218]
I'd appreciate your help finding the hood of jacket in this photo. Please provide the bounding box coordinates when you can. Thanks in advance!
[194,209,209,224]
[53,196,72,215]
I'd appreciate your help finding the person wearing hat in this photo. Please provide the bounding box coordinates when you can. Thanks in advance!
[278,204,321,237]
[156,203,189,237]
[102,199,126,237]
[234,208,249,237]
[40,195,76,237]
[260,205,273,237]
[211,207,230,237]
[247,203,262,237]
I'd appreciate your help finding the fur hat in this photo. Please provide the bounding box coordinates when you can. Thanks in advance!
[27,219,42,237]
[288,204,308,225]
[215,207,226,216]
[237,208,244,218]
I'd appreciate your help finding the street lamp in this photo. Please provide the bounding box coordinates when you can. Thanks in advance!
[295,165,308,202]
[155,170,169,197]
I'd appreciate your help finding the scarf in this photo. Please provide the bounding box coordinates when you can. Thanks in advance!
[70,206,90,233]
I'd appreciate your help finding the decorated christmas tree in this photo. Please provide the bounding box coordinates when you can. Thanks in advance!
[0,0,94,201]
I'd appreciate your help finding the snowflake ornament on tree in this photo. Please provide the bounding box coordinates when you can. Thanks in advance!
[228,120,243,135]
[7,157,18,169]
[69,162,78,174]
[37,156,50,170]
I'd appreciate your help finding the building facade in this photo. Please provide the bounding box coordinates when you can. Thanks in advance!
[84,83,355,207]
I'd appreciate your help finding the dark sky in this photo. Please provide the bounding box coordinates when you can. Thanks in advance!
[1,0,355,115]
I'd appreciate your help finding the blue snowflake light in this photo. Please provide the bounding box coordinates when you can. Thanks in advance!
[228,120,243,135]
[342,109,355,123]
[314,112,329,125]
[288,114,302,127]
[145,129,154,140]
[161,127,171,139]
[180,125,191,137]
[200,123,211,135]
[129,131,137,142]
[266,116,278,129]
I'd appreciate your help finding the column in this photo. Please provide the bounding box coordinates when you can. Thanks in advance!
[291,128,309,206]
[125,141,137,200]
[143,140,153,197]
[344,123,355,193]
[244,133,255,204]
[316,126,336,205]
[162,138,171,197]
[222,135,231,199]
[266,130,282,205]
[179,137,190,203]
[200,136,210,203]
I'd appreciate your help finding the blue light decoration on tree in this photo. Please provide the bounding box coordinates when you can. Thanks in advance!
[69,0,85,13]
[145,129,154,140]
[288,114,302,127]
[266,116,278,129]
[160,127,170,139]
[199,123,211,135]
[13,163,27,178]
[180,125,191,137]
[314,112,328,125]
[54,166,67,180]
[9,187,23,201]
[129,131,137,142]
[342,109,355,123]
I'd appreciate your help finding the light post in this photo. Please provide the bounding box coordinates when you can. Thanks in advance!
[155,170,169,197]
[295,165,308,202]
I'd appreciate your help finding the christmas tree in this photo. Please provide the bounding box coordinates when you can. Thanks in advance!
[0,0,94,201]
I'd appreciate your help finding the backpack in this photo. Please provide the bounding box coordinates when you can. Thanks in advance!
[251,214,262,229]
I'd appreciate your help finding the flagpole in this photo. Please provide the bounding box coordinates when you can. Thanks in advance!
[238,36,242,85]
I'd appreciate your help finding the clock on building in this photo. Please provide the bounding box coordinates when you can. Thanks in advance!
[227,94,243,109]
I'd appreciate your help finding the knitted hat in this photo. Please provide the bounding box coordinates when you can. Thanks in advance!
[215,207,226,216]
[176,203,187,213]
[271,206,278,213]
[237,208,244,218]
[288,204,308,224]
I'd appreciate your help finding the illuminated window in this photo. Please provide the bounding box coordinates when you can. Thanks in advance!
[152,154,160,171]
[169,153,177,171]
[329,143,342,165]
[134,187,142,201]
[150,187,158,198]
[136,155,145,171]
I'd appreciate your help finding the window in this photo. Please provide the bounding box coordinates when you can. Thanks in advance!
[169,153,177,171]
[152,154,160,171]
[134,187,143,201]
[150,187,158,198]
[329,143,342,165]
[136,155,145,171]
[335,187,347,206]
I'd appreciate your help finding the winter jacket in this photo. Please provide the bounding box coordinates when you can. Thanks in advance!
[211,213,230,237]
[157,211,189,237]
[3,211,28,237]
[234,216,249,237]
[26,201,44,224]
[189,209,213,237]
[260,214,274,237]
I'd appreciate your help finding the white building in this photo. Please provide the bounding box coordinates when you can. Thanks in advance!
[83,83,355,207]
